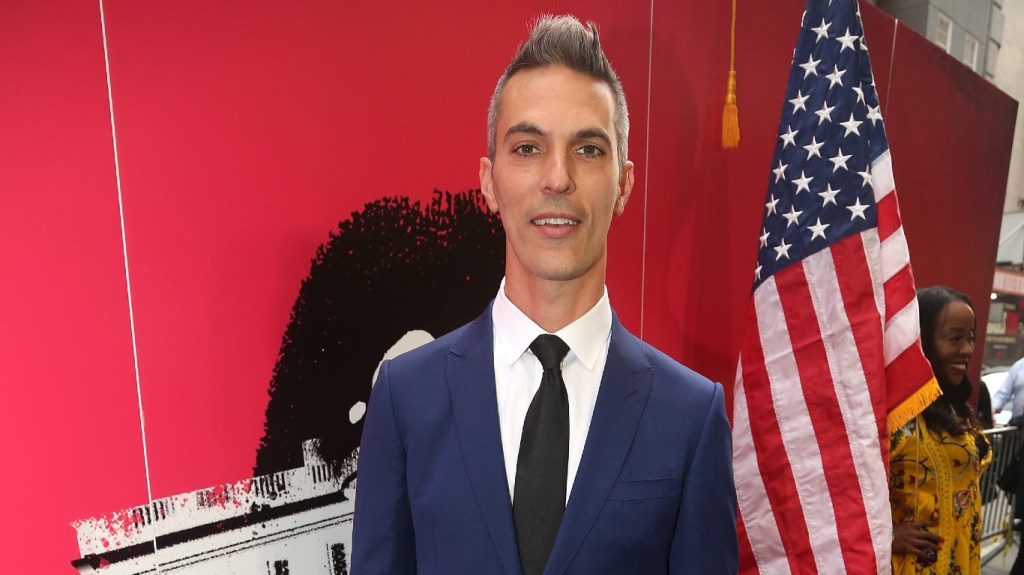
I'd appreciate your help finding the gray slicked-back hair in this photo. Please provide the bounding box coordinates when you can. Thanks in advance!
[486,15,630,164]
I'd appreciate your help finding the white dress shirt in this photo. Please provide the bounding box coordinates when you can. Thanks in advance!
[491,279,612,503]
[993,356,1024,418]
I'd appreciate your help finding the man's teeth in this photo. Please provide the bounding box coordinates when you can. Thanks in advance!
[533,217,578,225]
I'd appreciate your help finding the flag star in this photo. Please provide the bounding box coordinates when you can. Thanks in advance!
[837,28,858,51]
[840,113,863,137]
[803,137,824,159]
[774,239,793,261]
[867,104,882,125]
[759,227,770,248]
[858,168,872,187]
[815,101,836,124]
[783,205,803,227]
[811,18,831,42]
[766,193,779,215]
[754,265,762,281]
[818,183,841,206]
[847,197,869,220]
[829,147,852,172]
[852,85,865,104]
[793,170,813,194]
[773,160,788,183]
[825,65,846,89]
[799,54,821,78]
[789,90,809,112]
[808,218,830,240]
[780,125,799,148]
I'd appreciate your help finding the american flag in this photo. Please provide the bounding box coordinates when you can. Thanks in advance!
[731,0,940,573]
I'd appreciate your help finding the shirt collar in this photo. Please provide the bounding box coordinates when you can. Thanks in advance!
[492,278,612,371]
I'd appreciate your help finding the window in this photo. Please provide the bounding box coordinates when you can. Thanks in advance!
[936,12,952,52]
[330,543,349,575]
[964,34,979,70]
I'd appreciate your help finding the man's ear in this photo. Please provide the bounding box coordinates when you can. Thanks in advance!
[614,161,635,216]
[479,157,499,213]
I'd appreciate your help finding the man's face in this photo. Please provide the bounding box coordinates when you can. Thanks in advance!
[480,64,634,291]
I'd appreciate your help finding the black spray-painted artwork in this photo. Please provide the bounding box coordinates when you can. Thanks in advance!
[70,190,504,573]
[255,189,505,477]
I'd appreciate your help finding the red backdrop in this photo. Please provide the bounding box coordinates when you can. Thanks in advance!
[0,0,1015,570]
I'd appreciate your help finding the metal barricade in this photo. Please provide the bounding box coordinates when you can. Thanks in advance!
[981,425,1024,565]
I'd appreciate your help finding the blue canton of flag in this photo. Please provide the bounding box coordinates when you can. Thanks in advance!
[755,0,886,289]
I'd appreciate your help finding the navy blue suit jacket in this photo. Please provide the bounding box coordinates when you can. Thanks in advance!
[352,306,737,574]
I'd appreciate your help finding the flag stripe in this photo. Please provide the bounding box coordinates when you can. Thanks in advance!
[740,287,814,573]
[879,226,911,285]
[777,255,872,573]
[883,296,926,377]
[825,235,895,572]
[836,232,889,435]
[871,151,895,206]
[882,264,916,325]
[757,276,836,573]
[733,380,794,575]
[875,190,900,244]
[887,340,935,387]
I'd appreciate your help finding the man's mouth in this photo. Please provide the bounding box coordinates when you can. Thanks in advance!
[532,217,579,226]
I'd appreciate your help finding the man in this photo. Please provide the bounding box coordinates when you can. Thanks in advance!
[993,356,1024,423]
[352,15,737,574]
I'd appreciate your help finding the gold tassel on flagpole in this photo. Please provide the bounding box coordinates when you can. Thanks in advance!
[722,0,740,149]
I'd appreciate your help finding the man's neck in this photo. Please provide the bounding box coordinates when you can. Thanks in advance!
[502,271,606,333]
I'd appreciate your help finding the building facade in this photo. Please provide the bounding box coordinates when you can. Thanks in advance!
[71,441,355,575]
[876,0,1023,369]
[876,0,1004,76]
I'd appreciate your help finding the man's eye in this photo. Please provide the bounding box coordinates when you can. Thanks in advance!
[577,144,604,157]
[514,144,539,155]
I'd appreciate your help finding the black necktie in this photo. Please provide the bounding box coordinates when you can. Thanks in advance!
[514,334,571,575]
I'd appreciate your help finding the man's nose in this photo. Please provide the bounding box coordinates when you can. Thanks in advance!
[540,149,573,195]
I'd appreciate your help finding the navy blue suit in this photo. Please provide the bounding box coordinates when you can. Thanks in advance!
[352,306,737,574]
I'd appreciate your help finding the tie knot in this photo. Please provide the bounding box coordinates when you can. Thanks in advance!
[530,334,570,371]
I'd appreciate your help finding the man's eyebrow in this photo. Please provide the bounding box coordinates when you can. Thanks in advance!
[504,122,545,140]
[574,128,612,146]
[503,124,613,147]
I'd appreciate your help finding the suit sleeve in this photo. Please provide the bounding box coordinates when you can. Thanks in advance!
[351,360,417,574]
[669,383,738,574]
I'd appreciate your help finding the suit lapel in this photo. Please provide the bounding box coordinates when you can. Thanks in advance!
[544,316,653,575]
[446,307,521,575]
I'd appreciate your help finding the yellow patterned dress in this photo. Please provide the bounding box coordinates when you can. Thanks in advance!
[889,414,991,575]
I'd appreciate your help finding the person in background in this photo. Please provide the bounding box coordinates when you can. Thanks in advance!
[977,380,993,429]
[1008,446,1024,575]
[993,355,1024,424]
[996,361,1024,575]
[889,286,991,574]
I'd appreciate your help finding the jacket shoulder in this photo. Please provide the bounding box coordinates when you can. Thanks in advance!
[615,326,723,406]
[380,307,491,383]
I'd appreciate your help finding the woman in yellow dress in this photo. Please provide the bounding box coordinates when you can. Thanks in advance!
[890,286,991,574]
